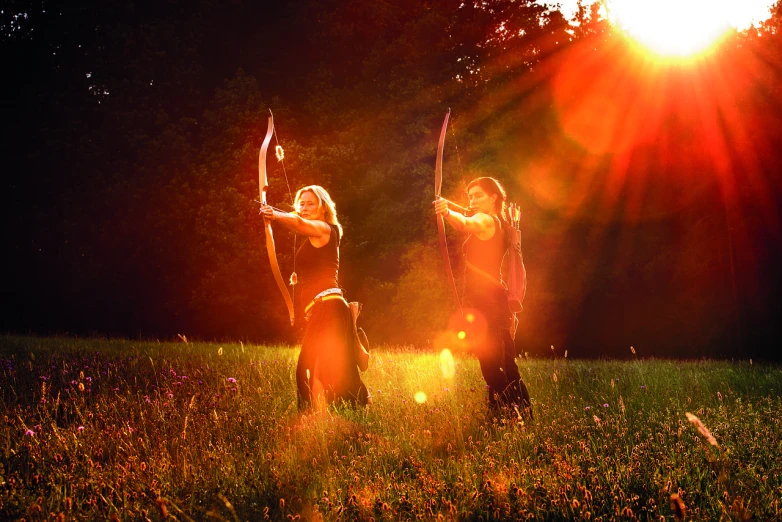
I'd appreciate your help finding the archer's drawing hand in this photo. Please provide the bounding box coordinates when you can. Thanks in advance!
[260,204,277,221]
[433,198,449,217]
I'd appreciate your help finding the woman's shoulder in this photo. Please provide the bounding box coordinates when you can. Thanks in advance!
[326,223,341,247]
[468,213,500,241]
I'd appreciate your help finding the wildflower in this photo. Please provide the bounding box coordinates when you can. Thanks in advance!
[166,393,173,399]
[640,385,646,390]
[227,377,237,383]
[77,426,85,432]
[630,346,636,355]
[25,429,35,436]
[603,403,609,408]
[585,406,591,411]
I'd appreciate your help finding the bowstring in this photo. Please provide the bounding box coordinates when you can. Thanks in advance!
[446,111,470,304]
[449,113,468,196]
[269,109,298,311]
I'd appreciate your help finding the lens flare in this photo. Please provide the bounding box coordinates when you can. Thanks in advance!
[447,308,488,350]
[440,349,455,379]
[414,391,427,404]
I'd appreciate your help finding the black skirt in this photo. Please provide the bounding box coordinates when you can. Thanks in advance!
[296,298,369,411]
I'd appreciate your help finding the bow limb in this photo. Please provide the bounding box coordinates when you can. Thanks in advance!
[435,109,462,315]
[260,114,295,326]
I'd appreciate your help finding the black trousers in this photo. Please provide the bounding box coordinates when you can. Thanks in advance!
[474,328,532,416]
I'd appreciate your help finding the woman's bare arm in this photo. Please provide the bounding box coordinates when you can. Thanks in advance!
[433,198,496,239]
[260,205,331,242]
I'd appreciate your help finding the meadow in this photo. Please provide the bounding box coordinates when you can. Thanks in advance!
[1,335,780,521]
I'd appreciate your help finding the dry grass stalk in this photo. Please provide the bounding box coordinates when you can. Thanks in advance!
[670,493,686,521]
[685,412,719,447]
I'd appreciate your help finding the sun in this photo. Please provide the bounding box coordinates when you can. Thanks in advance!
[606,0,732,57]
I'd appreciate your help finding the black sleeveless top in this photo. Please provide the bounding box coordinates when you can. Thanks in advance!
[463,215,511,326]
[296,224,340,307]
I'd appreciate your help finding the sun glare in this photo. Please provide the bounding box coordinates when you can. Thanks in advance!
[604,0,774,57]
[607,0,728,56]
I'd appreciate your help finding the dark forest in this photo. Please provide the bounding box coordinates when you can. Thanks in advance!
[3,0,782,359]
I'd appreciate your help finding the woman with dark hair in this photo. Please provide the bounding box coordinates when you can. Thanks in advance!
[261,185,369,412]
[434,177,532,419]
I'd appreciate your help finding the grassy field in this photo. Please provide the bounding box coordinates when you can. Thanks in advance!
[1,335,780,521]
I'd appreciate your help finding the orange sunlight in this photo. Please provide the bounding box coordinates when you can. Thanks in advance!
[604,0,774,58]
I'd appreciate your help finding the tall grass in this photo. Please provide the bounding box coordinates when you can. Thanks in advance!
[1,335,780,520]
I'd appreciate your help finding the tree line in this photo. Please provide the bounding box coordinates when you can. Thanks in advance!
[2,0,781,358]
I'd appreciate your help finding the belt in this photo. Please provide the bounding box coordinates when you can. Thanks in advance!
[304,288,344,316]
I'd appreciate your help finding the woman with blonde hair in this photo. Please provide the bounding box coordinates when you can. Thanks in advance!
[433,177,532,419]
[261,185,369,411]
